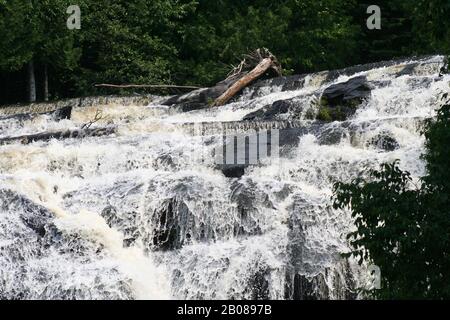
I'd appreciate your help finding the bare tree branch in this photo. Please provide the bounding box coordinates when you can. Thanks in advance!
[214,48,283,107]
[81,109,104,130]
[94,84,201,90]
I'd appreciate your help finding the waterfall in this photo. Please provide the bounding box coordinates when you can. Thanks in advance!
[0,56,448,300]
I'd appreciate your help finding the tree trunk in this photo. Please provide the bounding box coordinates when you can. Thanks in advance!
[44,64,49,102]
[94,84,200,90]
[27,60,37,103]
[213,58,274,107]
[0,126,117,146]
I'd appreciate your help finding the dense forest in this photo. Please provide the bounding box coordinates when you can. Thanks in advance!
[0,0,449,104]
[0,0,449,301]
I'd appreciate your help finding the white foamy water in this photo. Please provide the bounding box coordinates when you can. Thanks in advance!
[0,56,448,299]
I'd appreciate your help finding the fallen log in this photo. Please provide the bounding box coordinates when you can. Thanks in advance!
[94,84,201,90]
[213,48,282,107]
[0,126,117,146]
[213,58,274,107]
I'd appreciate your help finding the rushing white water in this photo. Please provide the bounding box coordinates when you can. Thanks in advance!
[0,56,448,300]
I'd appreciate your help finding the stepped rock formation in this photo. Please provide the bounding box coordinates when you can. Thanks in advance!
[0,55,448,299]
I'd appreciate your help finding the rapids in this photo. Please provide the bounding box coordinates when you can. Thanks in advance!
[0,55,448,299]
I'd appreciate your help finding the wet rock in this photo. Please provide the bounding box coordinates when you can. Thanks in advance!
[317,125,346,145]
[0,189,53,238]
[100,206,139,247]
[284,269,356,300]
[439,58,449,76]
[332,263,358,300]
[20,207,52,238]
[370,131,400,151]
[220,164,247,178]
[53,106,72,121]
[0,126,117,146]
[284,261,358,300]
[0,190,136,300]
[396,63,419,77]
[160,88,211,112]
[407,77,433,89]
[230,180,274,237]
[278,127,310,149]
[245,56,441,99]
[280,75,307,92]
[245,268,270,300]
[150,198,194,251]
[318,76,371,121]
[284,191,359,300]
[147,194,219,250]
[293,273,329,300]
[213,131,265,177]
[243,100,292,121]
[245,74,307,98]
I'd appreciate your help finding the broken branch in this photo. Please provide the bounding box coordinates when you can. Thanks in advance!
[94,84,201,90]
[213,48,282,107]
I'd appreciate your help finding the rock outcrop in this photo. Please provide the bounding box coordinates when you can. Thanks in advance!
[316,76,371,122]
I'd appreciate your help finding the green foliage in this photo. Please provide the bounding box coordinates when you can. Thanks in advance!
[409,0,450,54]
[354,0,450,61]
[316,96,359,122]
[35,0,81,68]
[76,0,196,88]
[0,0,37,71]
[354,0,414,61]
[0,0,449,103]
[333,98,450,299]
[0,1,81,71]
[177,0,360,85]
[319,105,349,122]
[317,107,333,122]
[422,93,450,192]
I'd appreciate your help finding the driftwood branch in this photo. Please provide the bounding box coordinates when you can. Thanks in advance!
[0,127,117,146]
[81,109,104,130]
[214,48,282,107]
[94,84,201,90]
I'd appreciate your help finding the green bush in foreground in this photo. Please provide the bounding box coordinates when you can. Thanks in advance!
[333,97,450,299]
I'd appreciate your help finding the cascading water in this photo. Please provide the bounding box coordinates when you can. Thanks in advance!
[0,56,448,300]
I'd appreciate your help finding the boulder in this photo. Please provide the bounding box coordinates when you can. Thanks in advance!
[317,76,371,121]
[243,99,292,121]
[230,180,274,237]
[150,198,196,251]
[53,106,72,121]
[370,131,400,151]
[220,164,247,178]
[0,189,54,238]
